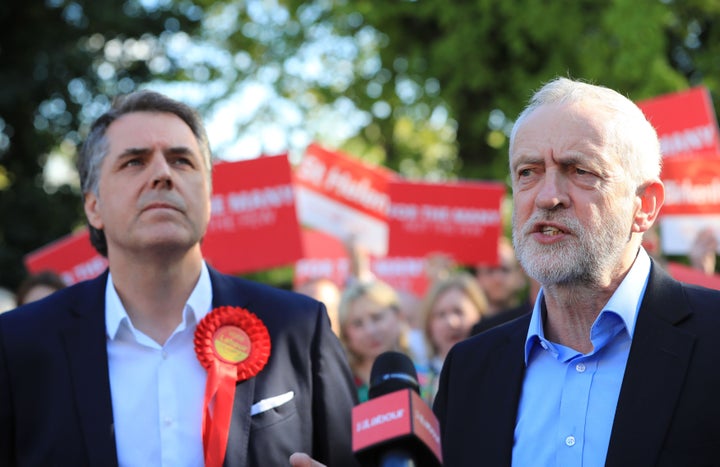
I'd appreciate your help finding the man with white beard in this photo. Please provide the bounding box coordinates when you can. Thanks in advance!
[433,77,720,467]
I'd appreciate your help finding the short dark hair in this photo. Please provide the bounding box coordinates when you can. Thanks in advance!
[77,90,213,256]
[16,270,67,306]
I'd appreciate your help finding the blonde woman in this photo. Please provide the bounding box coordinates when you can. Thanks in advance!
[338,279,414,402]
[421,272,488,402]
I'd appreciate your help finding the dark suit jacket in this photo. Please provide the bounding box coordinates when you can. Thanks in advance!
[0,267,359,467]
[434,261,720,467]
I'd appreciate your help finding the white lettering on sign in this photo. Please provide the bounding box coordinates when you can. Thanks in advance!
[225,184,294,212]
[296,154,327,186]
[323,167,389,214]
[389,204,500,225]
[211,195,225,215]
[660,124,717,157]
[664,178,720,206]
[355,409,405,433]
[295,258,350,279]
[373,258,425,277]
[70,256,108,283]
[388,203,418,221]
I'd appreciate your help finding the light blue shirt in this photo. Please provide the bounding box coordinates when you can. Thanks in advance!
[512,249,651,467]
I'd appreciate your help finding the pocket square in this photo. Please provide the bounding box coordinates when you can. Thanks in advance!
[250,391,294,416]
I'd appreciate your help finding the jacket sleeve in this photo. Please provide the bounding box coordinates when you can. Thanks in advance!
[309,302,360,466]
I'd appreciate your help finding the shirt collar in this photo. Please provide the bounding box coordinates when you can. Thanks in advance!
[523,248,652,364]
[105,261,213,340]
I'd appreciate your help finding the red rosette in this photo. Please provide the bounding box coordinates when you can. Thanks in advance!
[193,306,271,467]
[194,306,271,381]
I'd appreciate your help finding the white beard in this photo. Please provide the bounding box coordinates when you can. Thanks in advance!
[512,200,635,287]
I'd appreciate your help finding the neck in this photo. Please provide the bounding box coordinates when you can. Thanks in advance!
[354,358,374,386]
[538,244,641,353]
[108,247,204,345]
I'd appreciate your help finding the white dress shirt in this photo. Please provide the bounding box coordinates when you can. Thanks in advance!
[106,263,212,467]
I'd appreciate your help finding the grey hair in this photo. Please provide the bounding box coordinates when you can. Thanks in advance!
[509,77,662,188]
[77,90,213,256]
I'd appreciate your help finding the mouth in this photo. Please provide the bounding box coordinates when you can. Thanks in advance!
[534,223,568,236]
[142,202,182,213]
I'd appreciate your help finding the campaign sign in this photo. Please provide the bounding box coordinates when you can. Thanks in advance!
[659,155,720,255]
[294,229,350,289]
[294,143,396,256]
[637,87,720,159]
[202,155,303,273]
[293,229,431,297]
[387,180,505,265]
[25,228,107,285]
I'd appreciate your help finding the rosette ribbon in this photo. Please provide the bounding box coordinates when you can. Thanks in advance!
[194,306,271,467]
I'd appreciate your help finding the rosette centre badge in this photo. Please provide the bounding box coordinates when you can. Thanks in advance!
[213,325,251,364]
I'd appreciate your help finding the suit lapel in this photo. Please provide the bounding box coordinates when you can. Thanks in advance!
[605,264,695,467]
[488,321,529,464]
[468,318,528,465]
[61,272,119,467]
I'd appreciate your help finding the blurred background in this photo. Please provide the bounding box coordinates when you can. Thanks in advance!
[2,0,720,290]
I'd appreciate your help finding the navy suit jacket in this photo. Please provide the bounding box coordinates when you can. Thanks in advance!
[434,261,720,467]
[0,267,358,467]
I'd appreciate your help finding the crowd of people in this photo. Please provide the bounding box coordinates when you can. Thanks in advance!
[1,77,720,466]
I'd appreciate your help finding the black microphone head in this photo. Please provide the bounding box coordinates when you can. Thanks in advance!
[368,351,419,399]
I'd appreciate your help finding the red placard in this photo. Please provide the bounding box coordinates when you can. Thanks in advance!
[294,229,350,289]
[293,229,431,297]
[24,228,107,285]
[659,154,720,255]
[637,87,720,159]
[202,155,303,273]
[661,155,720,216]
[294,143,396,256]
[387,179,505,265]
[666,262,720,290]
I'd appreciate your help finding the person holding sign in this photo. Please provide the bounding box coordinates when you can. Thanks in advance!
[0,90,358,467]
[434,77,720,466]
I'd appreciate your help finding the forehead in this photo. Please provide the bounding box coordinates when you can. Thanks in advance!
[510,101,612,166]
[105,111,199,154]
[350,294,391,314]
[435,286,469,304]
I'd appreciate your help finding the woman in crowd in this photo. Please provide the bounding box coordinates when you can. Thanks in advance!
[421,272,488,403]
[338,279,418,402]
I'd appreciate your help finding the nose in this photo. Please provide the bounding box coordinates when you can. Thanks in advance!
[535,170,568,210]
[150,154,173,189]
[445,313,461,329]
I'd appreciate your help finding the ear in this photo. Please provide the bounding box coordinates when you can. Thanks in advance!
[632,180,665,234]
[83,192,104,230]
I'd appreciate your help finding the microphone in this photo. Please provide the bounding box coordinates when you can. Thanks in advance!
[352,351,442,467]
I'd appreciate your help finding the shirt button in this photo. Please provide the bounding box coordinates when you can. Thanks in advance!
[163,417,173,427]
[565,435,576,447]
[162,351,169,360]
[575,363,586,373]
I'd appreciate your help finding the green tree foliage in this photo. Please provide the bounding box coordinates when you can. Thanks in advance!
[0,0,202,289]
[344,0,720,181]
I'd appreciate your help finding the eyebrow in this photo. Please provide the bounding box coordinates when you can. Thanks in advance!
[117,145,195,157]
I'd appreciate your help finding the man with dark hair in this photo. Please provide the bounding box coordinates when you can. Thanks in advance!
[0,90,358,467]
